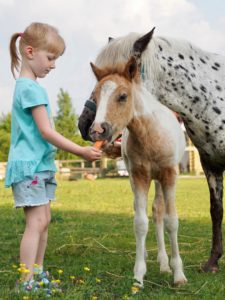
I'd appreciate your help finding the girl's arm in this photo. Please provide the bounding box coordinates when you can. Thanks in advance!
[31,105,101,161]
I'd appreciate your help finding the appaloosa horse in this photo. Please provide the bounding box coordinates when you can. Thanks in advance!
[78,28,225,273]
[89,56,187,286]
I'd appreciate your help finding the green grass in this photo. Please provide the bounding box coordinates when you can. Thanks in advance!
[0,177,225,299]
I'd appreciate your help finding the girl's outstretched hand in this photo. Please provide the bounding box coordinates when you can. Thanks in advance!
[81,146,102,161]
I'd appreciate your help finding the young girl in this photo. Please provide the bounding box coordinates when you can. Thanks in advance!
[5,22,101,293]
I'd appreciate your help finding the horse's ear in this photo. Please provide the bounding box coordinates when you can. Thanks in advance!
[124,57,137,81]
[90,62,106,81]
[108,37,114,43]
[133,27,155,57]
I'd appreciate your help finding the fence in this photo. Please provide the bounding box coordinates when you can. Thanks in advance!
[0,143,204,181]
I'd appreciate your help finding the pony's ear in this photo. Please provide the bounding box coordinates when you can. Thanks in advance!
[133,27,155,57]
[108,37,114,43]
[90,62,106,81]
[124,57,138,81]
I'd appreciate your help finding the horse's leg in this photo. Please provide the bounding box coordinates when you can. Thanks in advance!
[130,166,151,287]
[152,180,171,273]
[161,167,187,285]
[200,158,223,273]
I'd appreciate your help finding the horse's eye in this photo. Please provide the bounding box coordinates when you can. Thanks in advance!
[118,93,127,102]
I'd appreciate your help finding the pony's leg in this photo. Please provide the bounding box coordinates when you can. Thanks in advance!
[152,180,171,273]
[200,158,223,273]
[130,167,151,287]
[161,168,187,285]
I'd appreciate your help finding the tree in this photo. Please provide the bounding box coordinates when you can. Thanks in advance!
[54,88,89,160]
[0,113,11,161]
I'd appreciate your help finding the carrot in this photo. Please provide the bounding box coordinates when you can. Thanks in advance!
[93,140,105,149]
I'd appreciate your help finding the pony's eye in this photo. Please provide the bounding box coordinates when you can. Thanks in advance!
[118,93,127,102]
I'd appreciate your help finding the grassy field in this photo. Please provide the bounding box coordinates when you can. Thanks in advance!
[0,177,225,299]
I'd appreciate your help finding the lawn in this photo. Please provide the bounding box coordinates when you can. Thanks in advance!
[0,177,225,299]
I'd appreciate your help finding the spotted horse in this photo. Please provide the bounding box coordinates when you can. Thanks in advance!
[78,28,225,273]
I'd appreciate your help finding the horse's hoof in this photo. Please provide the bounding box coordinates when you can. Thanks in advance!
[160,265,172,274]
[174,273,188,286]
[174,277,188,286]
[201,261,219,273]
[174,275,188,286]
[133,278,143,288]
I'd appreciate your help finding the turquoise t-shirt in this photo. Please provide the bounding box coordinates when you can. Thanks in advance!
[5,78,57,187]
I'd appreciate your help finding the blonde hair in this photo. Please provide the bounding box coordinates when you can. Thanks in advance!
[9,22,66,78]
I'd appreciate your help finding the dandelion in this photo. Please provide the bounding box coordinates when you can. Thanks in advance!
[84,266,90,272]
[131,286,139,294]
[23,296,29,300]
[79,279,85,284]
[92,296,98,300]
[52,279,61,284]
[18,267,30,274]
[70,275,75,280]
[38,281,44,287]
[96,277,101,283]
[57,269,64,274]
[20,263,26,267]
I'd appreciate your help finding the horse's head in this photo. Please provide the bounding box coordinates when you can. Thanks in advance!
[89,57,139,143]
[78,27,155,141]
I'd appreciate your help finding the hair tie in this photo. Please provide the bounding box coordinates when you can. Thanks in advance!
[19,32,24,37]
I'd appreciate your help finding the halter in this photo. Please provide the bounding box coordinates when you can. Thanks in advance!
[84,99,96,113]
[141,64,145,80]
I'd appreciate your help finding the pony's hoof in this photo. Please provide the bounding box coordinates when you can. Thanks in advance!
[133,278,143,288]
[201,262,219,273]
[160,265,172,274]
[174,276,188,286]
[174,272,188,286]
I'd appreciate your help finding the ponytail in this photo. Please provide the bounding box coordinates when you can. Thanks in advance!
[9,33,21,79]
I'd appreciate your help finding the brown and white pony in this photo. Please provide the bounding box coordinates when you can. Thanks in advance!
[89,57,187,286]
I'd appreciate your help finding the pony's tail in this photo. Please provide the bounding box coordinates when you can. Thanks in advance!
[9,33,21,79]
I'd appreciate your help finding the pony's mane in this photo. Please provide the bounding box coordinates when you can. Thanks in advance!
[95,32,141,67]
[96,58,141,83]
[95,31,221,83]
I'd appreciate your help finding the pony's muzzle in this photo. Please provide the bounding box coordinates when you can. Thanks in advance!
[89,121,113,142]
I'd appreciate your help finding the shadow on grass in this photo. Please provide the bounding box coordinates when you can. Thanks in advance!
[0,202,225,300]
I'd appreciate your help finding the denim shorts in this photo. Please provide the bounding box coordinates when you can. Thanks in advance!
[12,171,57,208]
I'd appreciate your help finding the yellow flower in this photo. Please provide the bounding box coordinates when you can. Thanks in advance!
[79,279,85,284]
[84,267,90,272]
[96,277,101,283]
[20,263,26,267]
[12,264,17,269]
[57,269,64,274]
[33,263,40,268]
[92,296,98,300]
[131,286,139,294]
[23,296,29,300]
[52,279,61,284]
[123,295,130,300]
[38,281,44,287]
[24,269,30,274]
[70,276,75,280]
[18,267,30,273]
